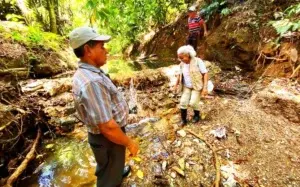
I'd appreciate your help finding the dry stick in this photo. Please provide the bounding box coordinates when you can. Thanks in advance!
[186,129,220,187]
[0,121,13,132]
[5,128,41,187]
[291,64,300,78]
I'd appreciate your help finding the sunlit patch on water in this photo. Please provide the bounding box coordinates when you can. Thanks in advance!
[26,138,96,187]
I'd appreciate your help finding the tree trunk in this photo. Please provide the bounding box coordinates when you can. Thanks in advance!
[47,0,58,34]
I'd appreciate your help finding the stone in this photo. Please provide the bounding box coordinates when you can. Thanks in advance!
[171,172,176,178]
[162,161,167,171]
[178,158,185,170]
[177,130,186,137]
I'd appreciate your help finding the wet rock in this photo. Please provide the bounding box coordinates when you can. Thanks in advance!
[58,116,77,132]
[43,78,72,96]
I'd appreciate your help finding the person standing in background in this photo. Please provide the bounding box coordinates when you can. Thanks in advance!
[186,6,208,51]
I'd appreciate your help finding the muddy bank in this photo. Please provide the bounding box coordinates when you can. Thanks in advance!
[0,21,77,81]
[131,0,300,79]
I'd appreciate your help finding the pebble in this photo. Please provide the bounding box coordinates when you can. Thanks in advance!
[162,161,167,170]
[177,129,186,137]
[171,172,176,178]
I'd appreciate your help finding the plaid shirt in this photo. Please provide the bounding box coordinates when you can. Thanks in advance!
[72,62,129,134]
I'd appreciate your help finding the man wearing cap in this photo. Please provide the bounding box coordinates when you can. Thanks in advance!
[187,6,208,51]
[69,27,139,187]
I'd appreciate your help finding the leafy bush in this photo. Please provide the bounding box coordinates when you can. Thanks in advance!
[270,19,300,36]
[201,0,229,20]
[284,4,300,17]
[269,4,300,36]
[1,23,64,51]
[6,14,24,22]
[220,7,231,17]
[84,0,186,53]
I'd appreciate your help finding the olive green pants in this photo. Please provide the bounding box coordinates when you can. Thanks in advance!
[179,86,201,110]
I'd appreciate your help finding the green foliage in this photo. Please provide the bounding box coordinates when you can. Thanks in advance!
[11,30,24,42]
[284,4,300,17]
[84,0,186,52]
[201,0,229,20]
[105,59,135,79]
[220,7,231,17]
[6,14,24,22]
[270,19,300,36]
[270,4,300,36]
[2,23,64,51]
[27,25,44,43]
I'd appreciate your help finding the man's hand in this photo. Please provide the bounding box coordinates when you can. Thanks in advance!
[127,140,139,156]
[204,31,208,37]
[201,88,208,97]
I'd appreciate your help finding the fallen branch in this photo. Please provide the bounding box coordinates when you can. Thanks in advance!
[0,121,14,132]
[186,129,221,187]
[0,68,28,75]
[5,128,41,187]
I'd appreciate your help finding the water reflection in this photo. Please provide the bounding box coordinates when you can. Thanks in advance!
[25,138,96,187]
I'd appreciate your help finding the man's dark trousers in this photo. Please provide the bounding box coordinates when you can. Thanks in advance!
[186,32,199,51]
[88,127,126,187]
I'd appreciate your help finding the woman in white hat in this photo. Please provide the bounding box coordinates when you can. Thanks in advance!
[174,45,210,126]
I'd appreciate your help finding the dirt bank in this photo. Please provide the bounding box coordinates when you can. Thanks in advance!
[131,0,300,79]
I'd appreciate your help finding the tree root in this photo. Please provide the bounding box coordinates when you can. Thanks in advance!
[5,128,41,187]
[186,129,221,187]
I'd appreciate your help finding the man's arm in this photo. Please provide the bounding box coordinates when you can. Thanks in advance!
[173,74,181,91]
[203,21,208,37]
[98,119,139,156]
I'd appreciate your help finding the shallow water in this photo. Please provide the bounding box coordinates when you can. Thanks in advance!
[22,138,96,187]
